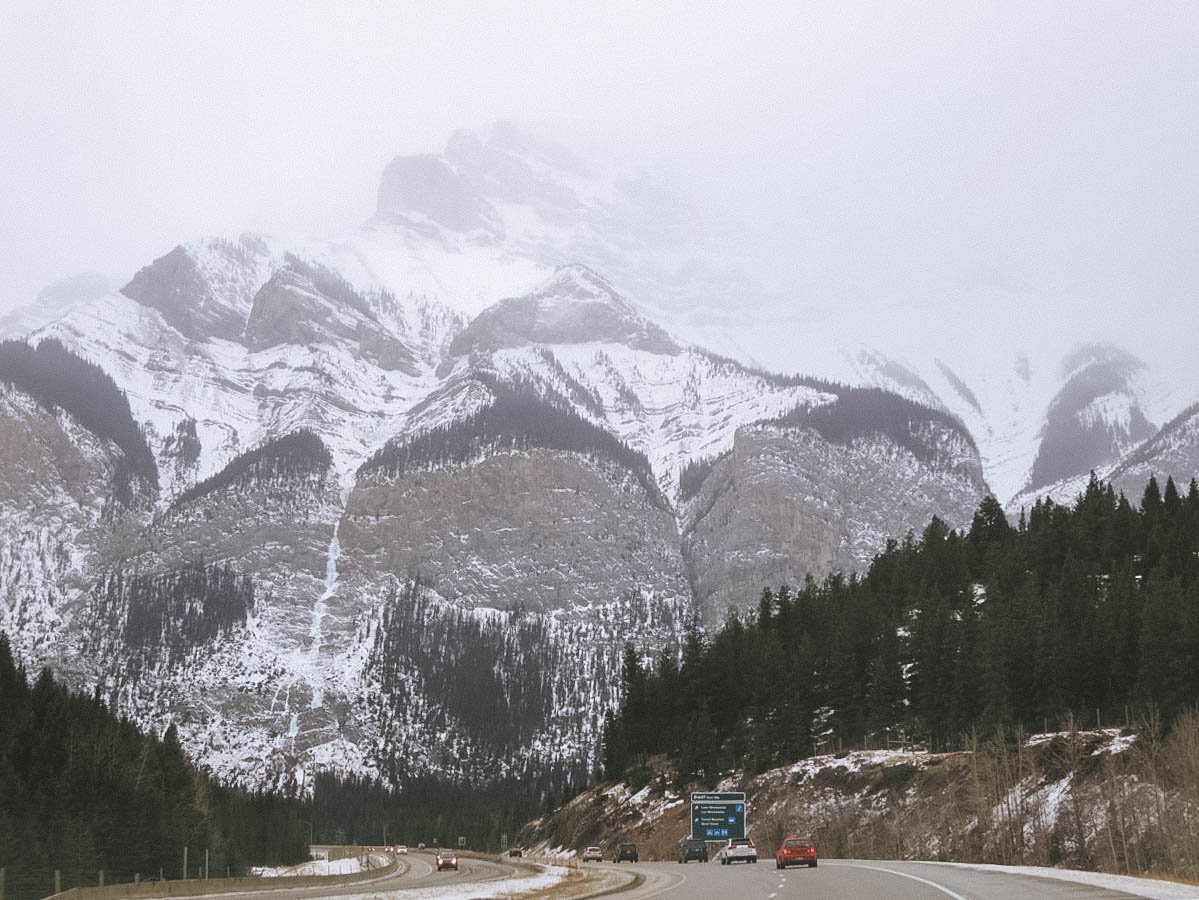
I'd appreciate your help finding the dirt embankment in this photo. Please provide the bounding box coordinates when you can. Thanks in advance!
[522,722,1199,882]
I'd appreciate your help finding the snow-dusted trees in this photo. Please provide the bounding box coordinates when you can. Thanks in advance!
[0,338,158,490]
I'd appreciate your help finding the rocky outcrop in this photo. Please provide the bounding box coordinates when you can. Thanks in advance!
[450,265,678,357]
[1026,345,1154,493]
[520,728,1167,876]
[121,237,270,343]
[683,420,988,626]
[376,154,500,233]
[344,448,687,613]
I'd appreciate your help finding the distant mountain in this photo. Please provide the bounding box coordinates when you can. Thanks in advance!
[2,124,1192,796]
[1105,402,1199,499]
[0,272,113,340]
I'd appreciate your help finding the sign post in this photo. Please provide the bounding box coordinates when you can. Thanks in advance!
[690,792,747,841]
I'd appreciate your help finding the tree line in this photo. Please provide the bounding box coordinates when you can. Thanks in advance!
[169,430,331,511]
[359,375,665,506]
[603,474,1199,783]
[85,561,255,667]
[0,635,308,900]
[0,338,157,491]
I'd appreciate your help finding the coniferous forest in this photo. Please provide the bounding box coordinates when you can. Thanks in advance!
[0,636,308,900]
[603,474,1199,783]
[0,634,568,899]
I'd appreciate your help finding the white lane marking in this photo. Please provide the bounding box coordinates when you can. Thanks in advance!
[639,869,687,897]
[769,893,778,898]
[837,862,972,900]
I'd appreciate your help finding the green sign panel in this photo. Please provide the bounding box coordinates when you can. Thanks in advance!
[690,792,746,841]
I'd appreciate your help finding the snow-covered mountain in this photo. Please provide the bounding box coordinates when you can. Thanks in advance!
[1,124,1193,791]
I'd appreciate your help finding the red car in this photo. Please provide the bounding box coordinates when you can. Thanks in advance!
[775,836,817,868]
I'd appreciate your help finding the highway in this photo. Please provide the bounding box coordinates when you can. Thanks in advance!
[599,858,1198,899]
[97,852,1199,899]
[162,851,530,898]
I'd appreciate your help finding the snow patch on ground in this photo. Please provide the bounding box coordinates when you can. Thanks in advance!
[323,864,570,899]
[257,857,365,877]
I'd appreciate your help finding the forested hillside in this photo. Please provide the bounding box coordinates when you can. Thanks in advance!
[604,474,1199,781]
[0,338,157,490]
[360,375,664,504]
[0,633,575,899]
[0,636,308,900]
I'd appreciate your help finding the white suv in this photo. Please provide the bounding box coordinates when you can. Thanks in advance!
[581,847,603,862]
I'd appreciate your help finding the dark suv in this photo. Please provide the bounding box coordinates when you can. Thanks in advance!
[678,839,708,863]
[615,842,639,863]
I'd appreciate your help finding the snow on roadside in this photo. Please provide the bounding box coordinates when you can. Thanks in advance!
[321,864,571,899]
[256,857,366,877]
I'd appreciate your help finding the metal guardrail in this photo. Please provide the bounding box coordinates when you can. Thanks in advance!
[43,850,399,900]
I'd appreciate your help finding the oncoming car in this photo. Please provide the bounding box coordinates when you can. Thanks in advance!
[775,835,817,868]
[435,850,459,871]
[581,847,603,862]
[614,842,639,863]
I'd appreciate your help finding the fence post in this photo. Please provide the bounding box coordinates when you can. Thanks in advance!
[184,846,188,881]
[54,870,61,895]
[1,865,6,900]
[99,870,104,887]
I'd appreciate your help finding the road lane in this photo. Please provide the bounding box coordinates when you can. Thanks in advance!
[159,851,526,898]
[605,858,1182,899]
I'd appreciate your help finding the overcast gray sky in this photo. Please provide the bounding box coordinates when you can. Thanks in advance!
[2,1,1197,351]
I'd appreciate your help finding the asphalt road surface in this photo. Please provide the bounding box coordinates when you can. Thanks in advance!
[602,858,1192,899]
[168,851,527,898]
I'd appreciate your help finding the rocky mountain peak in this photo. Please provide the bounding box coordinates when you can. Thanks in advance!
[375,153,500,234]
[120,236,271,343]
[1025,343,1154,492]
[449,265,679,357]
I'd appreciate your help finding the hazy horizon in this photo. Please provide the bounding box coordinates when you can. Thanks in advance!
[3,2,1197,373]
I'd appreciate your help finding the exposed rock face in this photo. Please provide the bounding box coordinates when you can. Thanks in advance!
[450,265,679,357]
[0,386,119,664]
[344,448,693,781]
[121,237,270,343]
[1026,345,1154,493]
[1108,402,1199,497]
[81,438,371,789]
[376,154,499,233]
[683,422,988,625]
[343,449,687,613]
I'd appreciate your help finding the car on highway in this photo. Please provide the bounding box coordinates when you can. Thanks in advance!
[678,838,709,863]
[718,837,757,864]
[435,849,458,871]
[581,846,603,862]
[507,846,523,857]
[614,842,639,863]
[775,835,817,868]
[394,845,408,854]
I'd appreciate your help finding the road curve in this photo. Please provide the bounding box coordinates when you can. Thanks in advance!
[595,858,1199,900]
[159,851,529,898]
